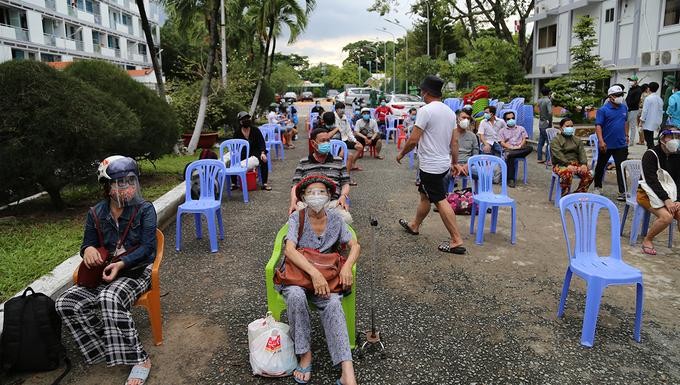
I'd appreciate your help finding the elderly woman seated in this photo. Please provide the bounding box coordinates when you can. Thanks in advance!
[550,117,593,196]
[281,175,360,385]
[638,129,680,255]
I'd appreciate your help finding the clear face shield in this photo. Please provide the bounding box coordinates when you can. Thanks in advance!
[109,173,143,208]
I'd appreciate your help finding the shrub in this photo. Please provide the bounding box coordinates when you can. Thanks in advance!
[0,61,141,208]
[64,60,178,161]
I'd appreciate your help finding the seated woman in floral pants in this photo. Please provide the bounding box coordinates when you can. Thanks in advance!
[550,118,593,196]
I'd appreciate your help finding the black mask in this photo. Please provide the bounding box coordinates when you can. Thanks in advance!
[240,119,251,127]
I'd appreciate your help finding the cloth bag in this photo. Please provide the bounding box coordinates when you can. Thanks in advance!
[447,188,476,215]
[247,312,296,377]
[638,150,677,208]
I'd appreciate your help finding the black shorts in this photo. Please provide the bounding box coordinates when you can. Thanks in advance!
[418,169,448,203]
[344,140,356,150]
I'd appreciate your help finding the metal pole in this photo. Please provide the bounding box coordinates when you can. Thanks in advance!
[219,0,226,87]
[385,19,408,93]
[426,2,430,58]
[383,40,386,94]
[377,28,396,94]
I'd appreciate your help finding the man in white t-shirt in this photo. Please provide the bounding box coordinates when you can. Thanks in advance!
[396,75,466,255]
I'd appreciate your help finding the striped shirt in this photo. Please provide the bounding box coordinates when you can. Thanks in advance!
[292,154,350,199]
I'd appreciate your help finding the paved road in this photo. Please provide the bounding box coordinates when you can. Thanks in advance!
[12,103,680,385]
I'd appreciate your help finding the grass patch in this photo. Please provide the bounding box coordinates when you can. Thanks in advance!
[0,152,197,301]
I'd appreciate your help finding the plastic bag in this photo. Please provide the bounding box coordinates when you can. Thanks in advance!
[248,312,297,377]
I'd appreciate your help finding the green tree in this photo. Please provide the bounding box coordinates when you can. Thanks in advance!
[136,0,164,98]
[270,62,301,94]
[546,16,610,121]
[0,61,140,209]
[65,60,178,161]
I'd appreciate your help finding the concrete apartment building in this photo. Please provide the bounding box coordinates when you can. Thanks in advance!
[527,0,680,99]
[0,0,162,71]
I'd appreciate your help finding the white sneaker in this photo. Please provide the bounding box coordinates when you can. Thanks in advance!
[592,187,602,195]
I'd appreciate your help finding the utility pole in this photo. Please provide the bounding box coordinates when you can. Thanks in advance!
[425,1,430,58]
[378,28,396,94]
[219,0,226,87]
[385,18,408,93]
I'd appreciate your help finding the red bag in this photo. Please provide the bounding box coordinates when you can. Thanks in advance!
[447,188,476,216]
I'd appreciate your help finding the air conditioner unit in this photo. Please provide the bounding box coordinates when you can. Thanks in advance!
[659,49,680,65]
[641,51,658,67]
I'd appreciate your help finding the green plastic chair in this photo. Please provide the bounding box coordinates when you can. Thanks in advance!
[265,223,357,349]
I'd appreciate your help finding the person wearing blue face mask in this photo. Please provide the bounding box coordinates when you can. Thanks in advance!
[478,106,505,157]
[498,111,532,188]
[550,118,593,197]
[353,107,384,159]
[404,107,418,135]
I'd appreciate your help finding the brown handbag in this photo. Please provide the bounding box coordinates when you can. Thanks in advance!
[274,209,347,293]
[76,206,139,288]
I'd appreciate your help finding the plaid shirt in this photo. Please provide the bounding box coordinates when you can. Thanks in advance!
[292,154,350,199]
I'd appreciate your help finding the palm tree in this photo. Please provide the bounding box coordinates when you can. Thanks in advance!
[136,0,165,99]
[248,0,315,116]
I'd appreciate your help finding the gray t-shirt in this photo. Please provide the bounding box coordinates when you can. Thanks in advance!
[538,96,552,129]
[354,118,379,137]
[286,209,352,253]
[458,130,480,164]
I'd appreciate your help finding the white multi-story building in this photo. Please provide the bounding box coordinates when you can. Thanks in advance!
[0,0,162,69]
[527,0,680,99]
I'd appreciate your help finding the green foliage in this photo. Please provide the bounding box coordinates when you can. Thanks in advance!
[64,60,179,161]
[160,14,209,82]
[452,36,527,99]
[0,60,140,208]
[508,84,534,100]
[270,62,301,93]
[407,56,442,86]
[546,16,610,118]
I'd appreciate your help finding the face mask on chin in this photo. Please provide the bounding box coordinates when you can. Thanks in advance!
[240,119,251,127]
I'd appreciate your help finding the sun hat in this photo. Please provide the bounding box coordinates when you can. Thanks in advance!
[361,107,371,113]
[607,85,625,96]
[295,174,337,201]
[236,111,251,121]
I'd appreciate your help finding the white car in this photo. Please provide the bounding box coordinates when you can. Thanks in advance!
[386,94,425,117]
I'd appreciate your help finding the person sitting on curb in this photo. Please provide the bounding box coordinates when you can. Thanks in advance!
[638,129,680,255]
[478,105,505,156]
[550,117,593,197]
[56,156,157,385]
[330,102,364,172]
[353,107,384,159]
[280,175,360,385]
[498,110,532,188]
[290,128,352,215]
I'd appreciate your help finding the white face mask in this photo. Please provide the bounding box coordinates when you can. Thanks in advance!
[612,96,624,105]
[665,139,680,153]
[304,194,329,213]
[458,118,470,129]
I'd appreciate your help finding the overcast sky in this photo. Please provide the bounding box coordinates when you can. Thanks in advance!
[277,1,417,66]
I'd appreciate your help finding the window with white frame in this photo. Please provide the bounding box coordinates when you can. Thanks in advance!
[538,24,557,49]
[605,8,614,23]
[665,0,680,26]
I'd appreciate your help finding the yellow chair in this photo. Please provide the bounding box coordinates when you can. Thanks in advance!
[265,224,357,348]
[73,228,165,346]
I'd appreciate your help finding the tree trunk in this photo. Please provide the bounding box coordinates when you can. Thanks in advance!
[187,3,220,154]
[136,0,164,99]
[249,15,275,116]
[267,35,276,82]
[44,185,65,210]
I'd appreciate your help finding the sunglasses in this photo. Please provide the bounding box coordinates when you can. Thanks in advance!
[610,93,624,97]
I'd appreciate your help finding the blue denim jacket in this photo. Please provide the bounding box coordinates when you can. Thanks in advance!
[81,200,157,270]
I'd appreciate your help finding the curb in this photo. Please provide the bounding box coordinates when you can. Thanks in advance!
[0,182,186,333]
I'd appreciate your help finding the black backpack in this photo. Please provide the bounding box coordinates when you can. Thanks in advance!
[1,287,70,384]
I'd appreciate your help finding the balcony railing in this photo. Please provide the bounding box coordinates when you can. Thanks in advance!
[43,33,57,46]
[45,0,56,10]
[114,48,121,57]
[94,13,101,24]
[75,40,84,50]
[68,5,77,16]
[94,44,101,53]
[1,23,30,41]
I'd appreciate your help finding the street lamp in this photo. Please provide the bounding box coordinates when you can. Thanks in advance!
[377,27,396,94]
[374,37,387,94]
[425,1,430,57]
[385,18,408,93]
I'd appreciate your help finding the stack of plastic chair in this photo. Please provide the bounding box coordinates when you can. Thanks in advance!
[519,104,534,139]
[545,127,561,168]
[309,112,319,131]
[259,124,276,172]
[467,155,517,245]
[219,139,251,203]
[329,139,348,166]
[385,115,399,144]
[588,134,615,170]
[497,108,528,184]
[508,97,525,111]
[557,193,643,347]
[471,98,489,119]
[443,98,462,112]
[265,223,358,349]
[176,159,227,252]
[619,160,675,247]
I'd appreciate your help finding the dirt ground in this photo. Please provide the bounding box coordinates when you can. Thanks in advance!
[6,103,680,385]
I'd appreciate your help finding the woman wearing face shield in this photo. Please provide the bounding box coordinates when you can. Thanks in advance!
[55,156,157,385]
[638,130,680,255]
[281,175,360,385]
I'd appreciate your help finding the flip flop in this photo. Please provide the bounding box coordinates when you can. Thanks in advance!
[124,363,150,385]
[375,155,385,160]
[641,245,657,255]
[351,166,363,171]
[349,181,358,186]
[293,365,312,384]
[399,219,419,235]
[438,242,466,254]
[262,185,272,191]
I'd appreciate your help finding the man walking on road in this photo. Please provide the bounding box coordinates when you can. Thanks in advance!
[593,85,629,201]
[626,75,643,146]
[537,87,553,164]
[396,75,466,255]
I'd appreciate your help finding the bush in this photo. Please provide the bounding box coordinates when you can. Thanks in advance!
[0,61,141,208]
[64,60,178,161]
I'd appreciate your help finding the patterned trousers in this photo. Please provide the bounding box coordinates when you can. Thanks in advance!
[553,163,594,196]
[282,285,352,366]
[55,266,151,366]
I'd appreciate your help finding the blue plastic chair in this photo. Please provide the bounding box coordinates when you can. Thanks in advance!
[271,125,285,160]
[545,127,560,169]
[369,108,376,119]
[259,124,276,172]
[467,155,517,245]
[448,175,468,193]
[497,108,528,184]
[385,115,399,144]
[176,159,227,253]
[219,139,250,203]
[588,134,615,170]
[309,112,319,130]
[329,139,348,166]
[619,160,675,247]
[519,104,534,139]
[557,193,644,347]
[408,149,416,169]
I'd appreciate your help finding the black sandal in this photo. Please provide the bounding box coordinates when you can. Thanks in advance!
[262,184,272,191]
[438,242,466,254]
[399,219,419,235]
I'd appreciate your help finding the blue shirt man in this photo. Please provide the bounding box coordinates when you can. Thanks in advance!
[667,83,680,128]
[596,99,628,149]
[593,85,629,200]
